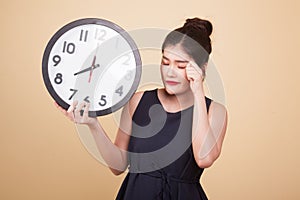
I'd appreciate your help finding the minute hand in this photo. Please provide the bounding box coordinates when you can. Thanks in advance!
[74,64,100,76]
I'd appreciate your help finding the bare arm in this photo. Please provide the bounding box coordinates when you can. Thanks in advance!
[186,61,228,168]
[191,94,228,168]
[54,91,143,175]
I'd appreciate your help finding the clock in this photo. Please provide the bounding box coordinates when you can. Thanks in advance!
[42,18,142,117]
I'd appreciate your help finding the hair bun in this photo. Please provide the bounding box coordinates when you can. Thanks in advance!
[184,18,213,36]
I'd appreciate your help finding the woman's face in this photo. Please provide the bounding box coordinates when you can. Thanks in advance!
[161,44,194,95]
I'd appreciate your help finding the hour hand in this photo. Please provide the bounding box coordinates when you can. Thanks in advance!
[74,64,100,76]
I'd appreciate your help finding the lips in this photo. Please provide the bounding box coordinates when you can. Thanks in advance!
[166,80,180,85]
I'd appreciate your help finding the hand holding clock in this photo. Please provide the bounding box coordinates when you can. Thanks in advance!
[54,101,97,126]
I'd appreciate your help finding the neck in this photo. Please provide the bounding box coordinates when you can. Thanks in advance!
[159,88,195,111]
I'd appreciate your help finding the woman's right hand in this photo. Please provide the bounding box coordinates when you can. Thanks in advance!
[54,101,98,127]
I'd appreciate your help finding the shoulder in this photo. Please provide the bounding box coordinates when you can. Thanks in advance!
[127,90,145,117]
[208,100,228,121]
[127,88,159,116]
[209,100,226,111]
[129,90,144,106]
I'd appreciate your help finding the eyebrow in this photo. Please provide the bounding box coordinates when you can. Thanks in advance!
[162,55,189,63]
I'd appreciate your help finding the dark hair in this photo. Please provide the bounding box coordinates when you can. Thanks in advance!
[162,17,213,78]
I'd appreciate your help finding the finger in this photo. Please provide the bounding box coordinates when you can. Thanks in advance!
[54,101,63,111]
[187,63,204,81]
[67,101,78,113]
[72,102,84,123]
[186,63,193,79]
[192,62,206,80]
[186,72,192,81]
[67,101,79,122]
[186,62,199,75]
[186,71,192,81]
[190,79,194,88]
[54,101,59,108]
[82,103,90,119]
[75,102,86,116]
[189,61,203,74]
[67,101,78,119]
[186,66,197,81]
[54,101,62,110]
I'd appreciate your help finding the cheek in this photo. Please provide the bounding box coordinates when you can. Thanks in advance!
[160,65,167,77]
[179,69,188,80]
[181,72,191,87]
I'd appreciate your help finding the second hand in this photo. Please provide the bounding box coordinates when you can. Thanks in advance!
[88,44,100,83]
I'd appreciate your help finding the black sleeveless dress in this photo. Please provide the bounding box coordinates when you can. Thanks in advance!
[116,89,212,200]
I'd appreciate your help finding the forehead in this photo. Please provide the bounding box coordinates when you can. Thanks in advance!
[163,45,192,61]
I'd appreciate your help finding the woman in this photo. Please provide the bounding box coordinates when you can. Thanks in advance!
[56,17,228,200]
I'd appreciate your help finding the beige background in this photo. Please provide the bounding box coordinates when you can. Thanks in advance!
[1,0,299,199]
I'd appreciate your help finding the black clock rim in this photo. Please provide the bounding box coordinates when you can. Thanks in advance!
[42,18,142,117]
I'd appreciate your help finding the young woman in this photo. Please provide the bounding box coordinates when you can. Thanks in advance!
[55,17,228,200]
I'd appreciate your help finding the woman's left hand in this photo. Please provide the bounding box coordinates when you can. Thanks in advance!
[186,61,205,94]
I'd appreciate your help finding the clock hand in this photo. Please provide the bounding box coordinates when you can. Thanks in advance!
[73,64,100,76]
[88,55,97,83]
[88,67,94,83]
[88,44,100,83]
[74,66,92,76]
[92,53,97,66]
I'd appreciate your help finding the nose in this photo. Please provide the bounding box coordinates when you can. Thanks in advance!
[166,65,176,77]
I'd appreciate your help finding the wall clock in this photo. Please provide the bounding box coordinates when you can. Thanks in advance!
[42,18,142,117]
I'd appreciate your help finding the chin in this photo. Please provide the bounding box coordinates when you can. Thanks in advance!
[165,90,176,96]
[164,85,190,96]
[163,86,175,95]
[164,87,183,96]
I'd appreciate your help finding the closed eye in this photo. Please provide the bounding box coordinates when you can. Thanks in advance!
[162,61,169,65]
[178,64,187,69]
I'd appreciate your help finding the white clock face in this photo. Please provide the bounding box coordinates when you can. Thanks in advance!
[43,19,141,116]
